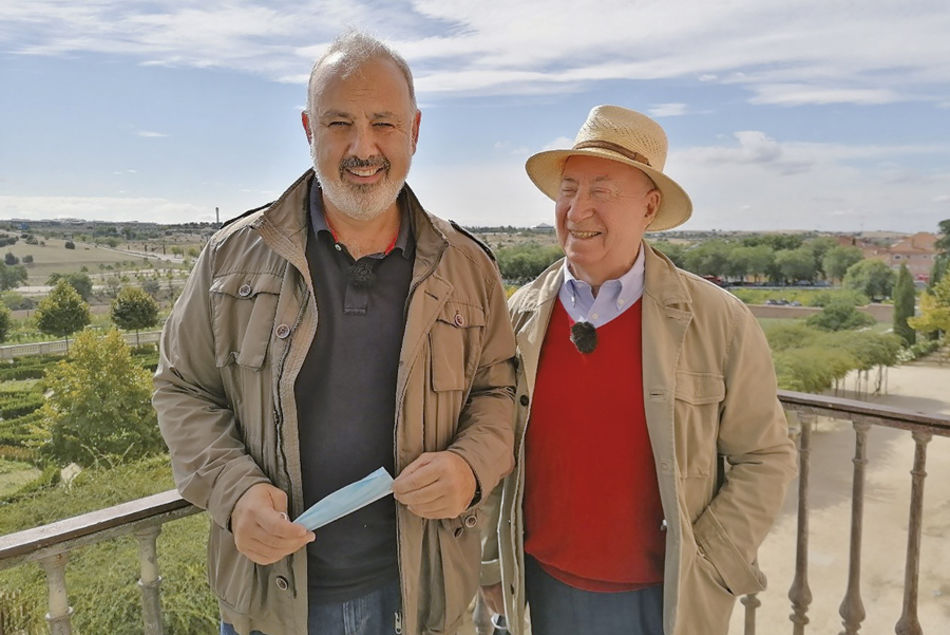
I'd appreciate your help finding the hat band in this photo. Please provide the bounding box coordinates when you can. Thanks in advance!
[574,140,652,167]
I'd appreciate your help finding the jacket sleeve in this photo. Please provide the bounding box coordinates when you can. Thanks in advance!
[447,265,517,508]
[693,305,798,596]
[152,244,270,530]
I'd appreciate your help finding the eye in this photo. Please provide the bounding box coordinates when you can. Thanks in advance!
[327,120,350,128]
[373,121,395,128]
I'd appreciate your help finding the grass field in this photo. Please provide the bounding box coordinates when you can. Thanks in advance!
[0,459,41,498]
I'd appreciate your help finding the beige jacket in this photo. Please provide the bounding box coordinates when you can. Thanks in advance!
[154,171,517,635]
[481,243,797,635]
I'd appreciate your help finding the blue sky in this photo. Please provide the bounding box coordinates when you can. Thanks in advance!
[1,0,949,232]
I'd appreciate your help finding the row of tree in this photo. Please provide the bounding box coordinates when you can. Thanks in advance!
[0,281,159,348]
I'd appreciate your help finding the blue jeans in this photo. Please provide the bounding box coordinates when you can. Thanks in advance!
[524,555,663,635]
[220,577,402,635]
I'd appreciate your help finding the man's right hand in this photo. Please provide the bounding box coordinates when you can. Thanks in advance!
[230,483,315,565]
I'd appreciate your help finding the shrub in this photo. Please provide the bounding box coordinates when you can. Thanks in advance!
[40,329,164,466]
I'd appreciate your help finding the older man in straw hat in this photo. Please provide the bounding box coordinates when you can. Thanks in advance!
[479,106,797,635]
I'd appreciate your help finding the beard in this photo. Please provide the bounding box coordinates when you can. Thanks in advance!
[312,145,408,222]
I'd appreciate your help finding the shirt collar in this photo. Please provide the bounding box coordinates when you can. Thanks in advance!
[558,245,645,326]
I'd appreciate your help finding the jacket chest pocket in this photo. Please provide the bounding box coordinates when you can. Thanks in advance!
[209,272,283,369]
[429,302,486,392]
[673,370,725,483]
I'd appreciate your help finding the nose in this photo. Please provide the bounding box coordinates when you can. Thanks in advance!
[347,121,379,159]
[564,190,595,222]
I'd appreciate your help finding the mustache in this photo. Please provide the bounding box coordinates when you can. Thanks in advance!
[339,155,390,172]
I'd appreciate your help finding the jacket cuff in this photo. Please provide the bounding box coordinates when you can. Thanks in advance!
[206,457,271,530]
[693,509,767,596]
[480,559,501,586]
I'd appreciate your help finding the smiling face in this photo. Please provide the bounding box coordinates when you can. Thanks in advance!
[307,55,420,222]
[555,155,661,290]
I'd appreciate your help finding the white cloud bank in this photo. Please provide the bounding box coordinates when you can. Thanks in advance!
[3,0,949,106]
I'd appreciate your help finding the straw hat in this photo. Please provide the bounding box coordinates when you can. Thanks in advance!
[525,105,692,231]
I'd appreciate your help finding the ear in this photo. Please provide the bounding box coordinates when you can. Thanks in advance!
[301,111,312,144]
[645,189,661,220]
[409,109,421,155]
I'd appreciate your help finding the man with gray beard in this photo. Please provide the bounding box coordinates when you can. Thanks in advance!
[154,31,517,635]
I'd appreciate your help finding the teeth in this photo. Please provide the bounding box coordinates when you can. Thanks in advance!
[571,231,599,238]
[349,167,380,177]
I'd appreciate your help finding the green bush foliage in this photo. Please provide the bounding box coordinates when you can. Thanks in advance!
[805,300,876,331]
[40,329,164,466]
[765,321,901,392]
[495,243,563,284]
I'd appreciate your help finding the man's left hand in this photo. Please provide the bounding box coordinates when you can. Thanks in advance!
[392,451,477,518]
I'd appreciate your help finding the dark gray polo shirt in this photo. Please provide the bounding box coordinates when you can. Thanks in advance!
[294,178,414,603]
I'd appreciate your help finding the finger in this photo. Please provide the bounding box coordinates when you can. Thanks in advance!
[394,480,444,507]
[393,461,444,495]
[257,511,311,539]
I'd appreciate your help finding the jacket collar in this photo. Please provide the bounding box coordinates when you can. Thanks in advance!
[641,241,693,314]
[251,170,446,281]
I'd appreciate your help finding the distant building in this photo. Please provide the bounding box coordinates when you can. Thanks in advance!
[839,232,938,282]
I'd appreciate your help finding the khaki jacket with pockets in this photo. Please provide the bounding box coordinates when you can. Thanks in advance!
[154,171,517,635]
[481,243,797,634]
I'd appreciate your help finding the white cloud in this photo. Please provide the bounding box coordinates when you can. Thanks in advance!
[0,195,214,223]
[2,1,948,105]
[649,103,689,117]
[540,136,574,152]
[136,130,167,138]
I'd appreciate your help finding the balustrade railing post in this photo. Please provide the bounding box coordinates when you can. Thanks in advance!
[39,552,73,635]
[838,421,870,635]
[789,413,813,635]
[894,430,932,635]
[135,524,165,635]
[741,592,760,635]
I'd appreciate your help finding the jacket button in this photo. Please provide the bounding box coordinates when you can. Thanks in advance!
[238,283,252,297]
[275,576,289,591]
[454,312,465,327]
[464,514,478,528]
[275,324,291,339]
[659,460,672,472]
[519,395,529,407]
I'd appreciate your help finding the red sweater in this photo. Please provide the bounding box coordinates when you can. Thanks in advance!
[524,300,665,591]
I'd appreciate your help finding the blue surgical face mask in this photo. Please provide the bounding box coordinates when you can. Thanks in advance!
[293,467,394,531]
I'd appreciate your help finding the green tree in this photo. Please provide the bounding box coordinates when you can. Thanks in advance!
[892,264,916,345]
[0,304,11,342]
[650,241,687,267]
[805,300,876,331]
[4,252,19,265]
[843,259,895,300]
[0,262,28,290]
[822,246,863,283]
[34,279,91,352]
[40,329,163,466]
[774,247,817,284]
[803,236,837,278]
[682,240,730,276]
[496,243,563,284]
[47,272,94,301]
[909,273,950,337]
[111,286,159,347]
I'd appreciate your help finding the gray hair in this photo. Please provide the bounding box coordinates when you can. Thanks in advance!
[306,31,417,116]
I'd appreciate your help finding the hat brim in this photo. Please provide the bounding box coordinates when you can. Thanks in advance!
[525,148,692,231]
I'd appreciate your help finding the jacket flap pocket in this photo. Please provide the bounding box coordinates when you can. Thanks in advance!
[210,272,283,299]
[431,303,486,392]
[210,272,283,368]
[674,371,725,405]
[435,302,486,329]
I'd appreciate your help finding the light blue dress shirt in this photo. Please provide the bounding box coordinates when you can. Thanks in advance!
[557,244,645,328]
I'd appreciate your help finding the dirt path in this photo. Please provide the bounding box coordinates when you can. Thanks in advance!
[731,362,950,633]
